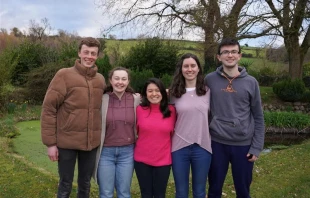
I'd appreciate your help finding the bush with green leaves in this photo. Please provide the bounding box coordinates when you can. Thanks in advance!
[264,111,310,130]
[57,39,78,61]
[120,38,179,78]
[25,58,75,104]
[301,89,310,103]
[273,78,306,102]
[97,55,112,79]
[0,46,18,88]
[160,73,173,89]
[11,39,58,86]
[0,115,20,138]
[130,69,154,93]
[239,59,254,70]
[302,62,310,87]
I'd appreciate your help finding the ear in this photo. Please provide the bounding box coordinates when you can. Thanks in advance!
[216,54,222,62]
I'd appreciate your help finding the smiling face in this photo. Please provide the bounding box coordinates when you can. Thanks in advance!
[146,83,162,104]
[181,57,200,82]
[217,45,242,69]
[109,70,129,95]
[78,44,99,68]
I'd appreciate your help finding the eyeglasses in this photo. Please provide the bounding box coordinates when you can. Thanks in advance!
[219,50,240,56]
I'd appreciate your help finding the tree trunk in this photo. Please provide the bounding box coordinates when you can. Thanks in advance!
[285,34,303,79]
[203,31,218,72]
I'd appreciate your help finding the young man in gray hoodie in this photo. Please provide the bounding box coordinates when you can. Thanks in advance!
[204,38,265,198]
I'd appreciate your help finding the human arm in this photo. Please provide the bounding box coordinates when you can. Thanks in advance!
[248,80,265,158]
[41,69,67,148]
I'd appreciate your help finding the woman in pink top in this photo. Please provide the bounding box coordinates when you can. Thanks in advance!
[134,78,176,198]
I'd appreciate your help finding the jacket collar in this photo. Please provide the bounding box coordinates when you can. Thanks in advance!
[74,59,98,78]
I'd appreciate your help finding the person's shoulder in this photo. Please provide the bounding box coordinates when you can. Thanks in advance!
[136,105,143,111]
[243,74,259,85]
[168,104,176,112]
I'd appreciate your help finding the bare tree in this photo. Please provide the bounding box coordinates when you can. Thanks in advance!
[0,28,8,35]
[264,0,310,79]
[28,17,52,40]
[96,0,275,69]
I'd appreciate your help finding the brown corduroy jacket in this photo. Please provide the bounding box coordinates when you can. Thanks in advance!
[41,59,106,151]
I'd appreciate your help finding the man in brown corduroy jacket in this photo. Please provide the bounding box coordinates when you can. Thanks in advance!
[41,37,106,198]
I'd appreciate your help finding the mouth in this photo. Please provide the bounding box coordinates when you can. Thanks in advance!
[84,58,94,64]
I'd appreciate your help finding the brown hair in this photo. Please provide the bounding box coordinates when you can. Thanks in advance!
[169,53,207,98]
[104,67,135,94]
[78,37,101,53]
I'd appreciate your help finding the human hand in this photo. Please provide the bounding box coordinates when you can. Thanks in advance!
[247,153,258,162]
[47,145,58,162]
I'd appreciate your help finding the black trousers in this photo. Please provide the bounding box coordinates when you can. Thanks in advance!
[134,161,171,198]
[57,147,97,198]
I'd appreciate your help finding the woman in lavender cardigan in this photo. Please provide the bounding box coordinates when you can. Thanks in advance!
[169,53,212,198]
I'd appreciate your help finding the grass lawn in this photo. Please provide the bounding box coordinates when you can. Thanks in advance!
[0,120,307,197]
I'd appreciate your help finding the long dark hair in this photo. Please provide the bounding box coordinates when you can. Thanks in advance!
[104,67,135,94]
[140,78,171,118]
[170,53,206,98]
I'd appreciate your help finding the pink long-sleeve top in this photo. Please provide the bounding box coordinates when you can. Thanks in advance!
[134,104,176,166]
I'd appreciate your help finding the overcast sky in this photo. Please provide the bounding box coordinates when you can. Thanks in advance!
[0,0,284,47]
[0,0,113,37]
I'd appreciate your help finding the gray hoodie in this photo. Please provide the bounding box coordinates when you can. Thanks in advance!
[204,66,265,156]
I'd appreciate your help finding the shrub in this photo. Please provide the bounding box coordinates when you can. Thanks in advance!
[130,69,154,93]
[0,84,16,112]
[0,115,20,138]
[97,55,112,79]
[301,89,310,103]
[273,78,306,102]
[11,40,55,86]
[57,39,78,61]
[120,38,179,78]
[302,62,310,77]
[239,59,254,70]
[160,73,173,89]
[25,59,74,104]
[249,66,289,86]
[0,46,18,88]
[264,111,310,130]
[303,63,310,87]
[241,53,253,58]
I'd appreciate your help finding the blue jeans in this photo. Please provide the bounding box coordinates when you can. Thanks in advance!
[172,144,212,198]
[97,144,134,198]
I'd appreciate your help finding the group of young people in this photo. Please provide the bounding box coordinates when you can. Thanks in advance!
[41,36,265,198]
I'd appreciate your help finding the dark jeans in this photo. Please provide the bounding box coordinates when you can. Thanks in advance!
[208,141,253,198]
[57,147,97,198]
[134,161,171,198]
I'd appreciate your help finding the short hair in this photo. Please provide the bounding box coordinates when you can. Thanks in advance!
[217,38,241,55]
[104,67,135,94]
[78,37,101,53]
[169,53,206,98]
[140,78,171,118]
